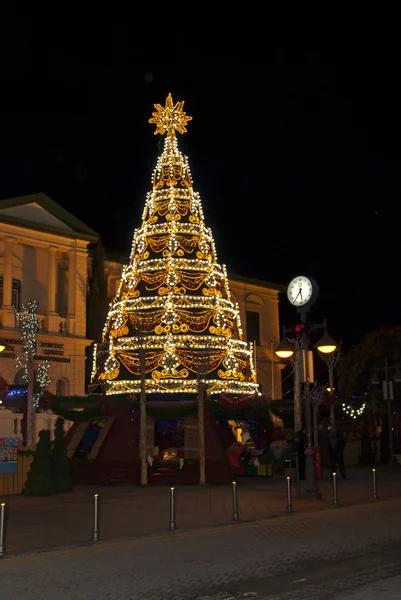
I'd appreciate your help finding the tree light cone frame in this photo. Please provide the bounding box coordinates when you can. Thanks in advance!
[92,96,258,396]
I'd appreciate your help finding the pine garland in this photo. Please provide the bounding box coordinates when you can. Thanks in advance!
[50,395,100,422]
[49,394,282,424]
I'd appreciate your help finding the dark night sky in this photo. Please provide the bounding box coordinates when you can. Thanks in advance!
[1,16,400,350]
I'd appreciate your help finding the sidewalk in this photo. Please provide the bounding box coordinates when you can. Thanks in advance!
[2,466,400,557]
[2,491,401,600]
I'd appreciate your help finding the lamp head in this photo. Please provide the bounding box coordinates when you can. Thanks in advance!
[275,337,294,360]
[315,329,337,354]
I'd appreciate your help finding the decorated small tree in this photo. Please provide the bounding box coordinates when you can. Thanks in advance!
[14,302,51,446]
[15,302,38,447]
[23,429,53,495]
[50,417,72,493]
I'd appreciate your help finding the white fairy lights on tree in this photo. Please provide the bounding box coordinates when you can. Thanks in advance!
[15,301,38,381]
[14,301,51,445]
[34,360,51,408]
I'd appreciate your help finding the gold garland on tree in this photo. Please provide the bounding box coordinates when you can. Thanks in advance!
[92,94,258,395]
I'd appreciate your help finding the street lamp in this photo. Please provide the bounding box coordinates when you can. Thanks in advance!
[315,324,341,430]
[275,276,338,501]
[315,322,337,355]
[276,326,336,500]
[275,334,294,359]
[371,357,397,460]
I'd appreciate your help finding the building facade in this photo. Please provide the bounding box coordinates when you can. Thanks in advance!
[0,193,97,396]
[0,193,283,399]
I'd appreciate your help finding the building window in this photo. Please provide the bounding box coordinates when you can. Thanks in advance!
[56,256,68,317]
[0,277,21,310]
[246,310,260,346]
[56,378,69,396]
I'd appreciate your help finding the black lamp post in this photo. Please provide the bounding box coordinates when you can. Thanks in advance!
[275,319,337,500]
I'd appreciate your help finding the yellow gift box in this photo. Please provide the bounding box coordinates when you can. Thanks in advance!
[257,464,267,476]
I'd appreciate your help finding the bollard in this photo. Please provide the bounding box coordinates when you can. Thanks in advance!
[169,487,178,530]
[0,503,5,558]
[91,493,100,542]
[372,468,379,500]
[231,481,240,521]
[295,452,301,499]
[332,472,340,507]
[286,476,293,513]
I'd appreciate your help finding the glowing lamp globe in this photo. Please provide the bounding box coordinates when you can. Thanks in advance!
[275,338,294,360]
[276,349,294,359]
[0,343,5,353]
[315,330,337,354]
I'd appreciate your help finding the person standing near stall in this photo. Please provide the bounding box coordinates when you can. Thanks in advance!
[328,428,347,480]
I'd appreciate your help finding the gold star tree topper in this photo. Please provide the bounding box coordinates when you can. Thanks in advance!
[149,93,192,136]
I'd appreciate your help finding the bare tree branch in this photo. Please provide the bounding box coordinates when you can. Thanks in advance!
[319,341,343,371]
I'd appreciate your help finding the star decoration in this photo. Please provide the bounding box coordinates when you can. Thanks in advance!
[149,93,192,136]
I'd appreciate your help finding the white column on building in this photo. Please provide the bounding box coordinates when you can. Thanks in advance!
[47,246,57,314]
[67,249,76,318]
[2,237,14,307]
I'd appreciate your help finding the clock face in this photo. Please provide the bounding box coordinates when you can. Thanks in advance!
[287,276,313,307]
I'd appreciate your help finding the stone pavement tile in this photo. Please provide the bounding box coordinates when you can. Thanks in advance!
[1,500,401,600]
[255,560,401,599]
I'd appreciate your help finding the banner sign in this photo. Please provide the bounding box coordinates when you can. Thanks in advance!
[0,437,19,474]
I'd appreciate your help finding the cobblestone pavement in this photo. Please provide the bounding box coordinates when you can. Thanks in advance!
[257,566,401,600]
[2,466,401,555]
[336,574,401,599]
[231,544,401,599]
[197,567,401,600]
[1,496,401,600]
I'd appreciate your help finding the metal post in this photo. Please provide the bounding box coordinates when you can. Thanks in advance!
[169,487,178,530]
[300,319,321,500]
[139,343,148,485]
[295,452,301,499]
[0,503,6,558]
[231,481,240,521]
[286,476,293,513]
[372,468,379,500]
[198,381,206,485]
[270,341,275,401]
[328,364,335,430]
[91,493,100,542]
[303,380,321,499]
[384,358,394,459]
[332,472,339,507]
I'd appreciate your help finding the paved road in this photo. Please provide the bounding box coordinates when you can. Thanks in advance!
[337,574,401,599]
[261,572,401,600]
[231,545,401,599]
[198,571,401,599]
[1,497,401,600]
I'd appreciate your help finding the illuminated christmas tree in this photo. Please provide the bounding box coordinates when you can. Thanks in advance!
[92,94,258,396]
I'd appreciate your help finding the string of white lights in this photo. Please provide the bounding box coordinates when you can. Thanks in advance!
[342,402,366,419]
